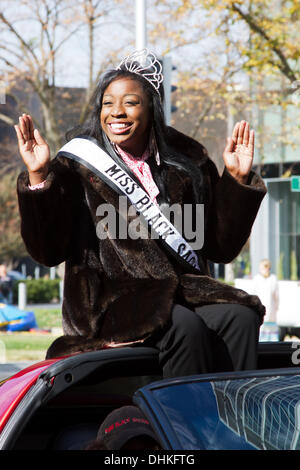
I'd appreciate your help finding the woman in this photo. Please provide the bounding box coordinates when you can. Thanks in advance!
[15,49,266,377]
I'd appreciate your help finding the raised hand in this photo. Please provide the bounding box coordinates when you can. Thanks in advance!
[223,120,254,184]
[14,114,50,185]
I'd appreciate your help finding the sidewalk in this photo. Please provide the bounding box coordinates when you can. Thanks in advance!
[19,302,62,310]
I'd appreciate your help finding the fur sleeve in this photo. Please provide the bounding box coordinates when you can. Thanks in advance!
[17,157,82,266]
[166,127,267,264]
[203,165,267,263]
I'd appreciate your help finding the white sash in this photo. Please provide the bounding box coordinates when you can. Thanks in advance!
[57,136,201,272]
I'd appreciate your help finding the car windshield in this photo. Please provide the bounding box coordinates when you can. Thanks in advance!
[147,374,300,450]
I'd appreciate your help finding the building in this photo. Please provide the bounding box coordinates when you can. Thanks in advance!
[212,375,300,450]
[250,77,300,279]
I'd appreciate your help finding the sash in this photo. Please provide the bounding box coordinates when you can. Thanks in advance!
[57,136,201,272]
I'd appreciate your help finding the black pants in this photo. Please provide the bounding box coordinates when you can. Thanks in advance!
[146,303,261,378]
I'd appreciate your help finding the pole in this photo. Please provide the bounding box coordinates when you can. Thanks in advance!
[50,267,56,280]
[34,266,40,280]
[135,0,147,50]
[59,280,64,304]
[163,56,172,125]
[18,282,27,311]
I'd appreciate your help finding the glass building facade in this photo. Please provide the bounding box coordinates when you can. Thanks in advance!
[213,375,300,450]
[249,72,300,279]
[251,178,300,280]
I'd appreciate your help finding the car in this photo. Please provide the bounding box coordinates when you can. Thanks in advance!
[0,341,300,451]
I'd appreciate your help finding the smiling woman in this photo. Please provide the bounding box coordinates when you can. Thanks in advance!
[15,49,267,378]
[100,77,151,157]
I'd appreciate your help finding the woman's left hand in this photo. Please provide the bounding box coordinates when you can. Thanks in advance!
[222,120,254,184]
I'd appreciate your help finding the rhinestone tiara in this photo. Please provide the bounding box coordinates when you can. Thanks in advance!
[116,49,164,97]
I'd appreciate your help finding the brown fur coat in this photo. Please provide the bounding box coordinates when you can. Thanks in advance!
[17,127,267,358]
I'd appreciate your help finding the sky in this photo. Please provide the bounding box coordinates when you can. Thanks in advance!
[0,0,250,90]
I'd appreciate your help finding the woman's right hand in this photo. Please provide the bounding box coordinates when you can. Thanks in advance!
[14,114,50,186]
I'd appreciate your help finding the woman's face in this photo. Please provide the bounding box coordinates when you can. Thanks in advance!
[100,77,152,157]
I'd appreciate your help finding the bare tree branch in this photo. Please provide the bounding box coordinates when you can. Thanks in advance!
[54,23,84,53]
[0,45,24,64]
[0,12,40,68]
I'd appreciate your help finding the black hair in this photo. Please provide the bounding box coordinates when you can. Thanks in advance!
[66,66,207,205]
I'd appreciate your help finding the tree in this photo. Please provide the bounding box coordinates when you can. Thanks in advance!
[0,0,81,153]
[73,0,127,124]
[172,70,245,170]
[0,0,128,263]
[166,0,299,85]
[221,0,299,84]
[152,0,299,171]
[0,168,27,264]
[151,0,260,165]
[0,0,126,155]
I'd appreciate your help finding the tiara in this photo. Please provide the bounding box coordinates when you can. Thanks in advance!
[116,49,164,97]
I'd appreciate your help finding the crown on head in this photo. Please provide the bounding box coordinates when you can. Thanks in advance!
[116,49,164,97]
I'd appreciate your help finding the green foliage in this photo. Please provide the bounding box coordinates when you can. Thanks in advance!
[277,252,285,280]
[13,279,60,304]
[0,169,27,263]
[201,0,299,83]
[290,250,298,281]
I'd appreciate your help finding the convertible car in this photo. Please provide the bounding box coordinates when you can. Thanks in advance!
[0,341,300,450]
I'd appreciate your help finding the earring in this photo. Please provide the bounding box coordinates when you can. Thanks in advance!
[150,127,160,166]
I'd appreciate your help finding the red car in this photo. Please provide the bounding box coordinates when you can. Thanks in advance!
[0,342,299,450]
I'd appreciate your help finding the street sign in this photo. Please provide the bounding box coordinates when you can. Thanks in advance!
[291,176,300,192]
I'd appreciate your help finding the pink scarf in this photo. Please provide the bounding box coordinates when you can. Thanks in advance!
[116,145,160,203]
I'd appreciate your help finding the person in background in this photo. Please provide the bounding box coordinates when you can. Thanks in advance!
[253,259,279,323]
[0,264,12,304]
[253,259,279,341]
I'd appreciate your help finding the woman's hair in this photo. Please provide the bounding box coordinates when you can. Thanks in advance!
[66,66,164,147]
[66,66,207,205]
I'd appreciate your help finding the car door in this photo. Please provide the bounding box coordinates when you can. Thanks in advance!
[134,367,300,450]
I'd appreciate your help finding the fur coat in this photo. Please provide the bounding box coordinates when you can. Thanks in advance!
[17,127,267,358]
